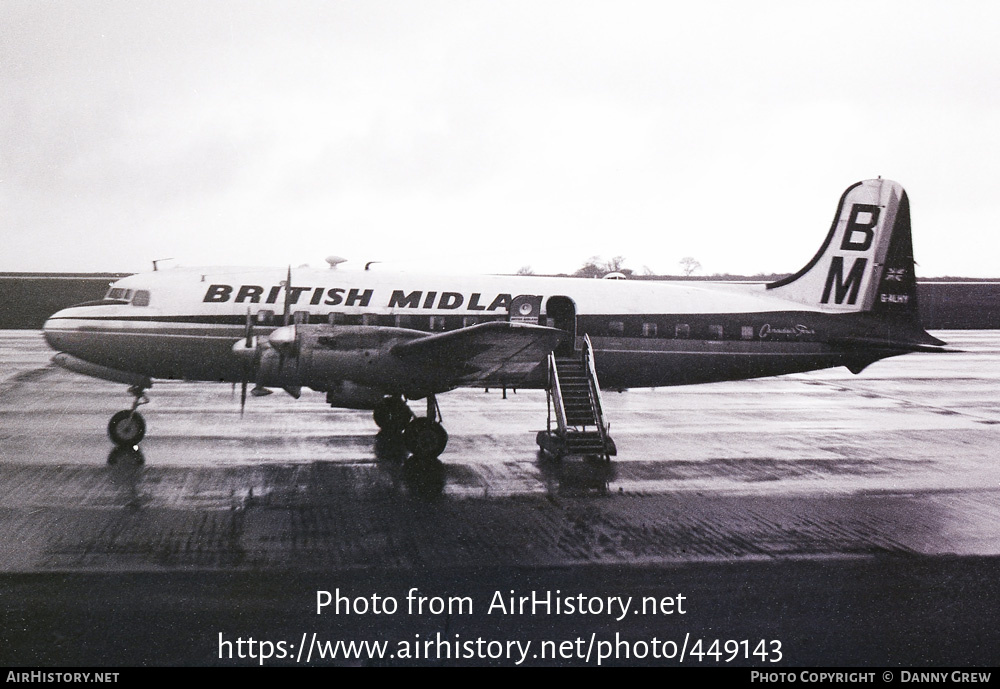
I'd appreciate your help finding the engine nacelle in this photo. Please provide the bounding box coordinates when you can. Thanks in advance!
[251,324,439,399]
[322,380,386,410]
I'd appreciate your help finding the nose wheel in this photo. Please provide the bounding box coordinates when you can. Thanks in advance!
[108,385,149,447]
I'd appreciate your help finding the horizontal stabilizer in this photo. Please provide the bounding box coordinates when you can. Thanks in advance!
[828,336,951,353]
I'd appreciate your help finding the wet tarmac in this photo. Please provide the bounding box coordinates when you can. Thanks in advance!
[2,330,999,666]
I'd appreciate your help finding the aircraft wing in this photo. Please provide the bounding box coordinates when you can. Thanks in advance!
[390,321,566,386]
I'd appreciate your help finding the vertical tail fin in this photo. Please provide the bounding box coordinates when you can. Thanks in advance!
[766,179,920,324]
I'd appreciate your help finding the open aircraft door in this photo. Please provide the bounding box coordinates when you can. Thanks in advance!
[545,296,577,356]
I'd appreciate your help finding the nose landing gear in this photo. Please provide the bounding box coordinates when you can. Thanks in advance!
[108,385,149,447]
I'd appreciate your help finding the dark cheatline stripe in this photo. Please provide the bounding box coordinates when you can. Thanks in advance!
[47,310,835,343]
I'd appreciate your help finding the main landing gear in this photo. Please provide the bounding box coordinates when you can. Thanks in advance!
[372,395,414,434]
[373,395,448,460]
[108,385,149,447]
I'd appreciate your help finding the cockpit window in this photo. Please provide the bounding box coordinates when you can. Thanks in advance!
[104,287,151,306]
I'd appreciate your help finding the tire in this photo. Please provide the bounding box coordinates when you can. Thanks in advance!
[403,417,448,458]
[373,397,413,434]
[108,410,146,446]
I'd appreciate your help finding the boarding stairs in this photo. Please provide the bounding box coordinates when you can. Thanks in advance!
[537,335,616,461]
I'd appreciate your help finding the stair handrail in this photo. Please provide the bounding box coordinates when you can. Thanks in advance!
[547,352,568,435]
[582,334,609,452]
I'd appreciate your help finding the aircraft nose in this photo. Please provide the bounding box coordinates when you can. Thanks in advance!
[42,309,69,351]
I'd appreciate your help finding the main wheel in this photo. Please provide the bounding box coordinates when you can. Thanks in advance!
[373,397,414,434]
[108,410,146,446]
[403,417,448,459]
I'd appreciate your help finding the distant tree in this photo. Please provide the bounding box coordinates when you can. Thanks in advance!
[574,256,605,278]
[574,255,631,278]
[605,256,627,273]
[679,256,702,277]
[641,265,656,276]
[516,266,534,275]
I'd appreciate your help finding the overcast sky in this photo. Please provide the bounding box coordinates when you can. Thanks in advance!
[3,1,999,277]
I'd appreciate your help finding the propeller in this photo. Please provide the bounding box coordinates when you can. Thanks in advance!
[274,265,298,372]
[234,268,299,415]
[239,309,255,415]
[232,309,268,414]
[282,265,292,326]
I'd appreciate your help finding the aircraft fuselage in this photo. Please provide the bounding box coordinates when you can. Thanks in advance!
[42,267,905,395]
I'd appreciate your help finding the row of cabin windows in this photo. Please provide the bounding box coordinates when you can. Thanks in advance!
[255,311,499,330]
[105,288,151,306]
[607,321,756,341]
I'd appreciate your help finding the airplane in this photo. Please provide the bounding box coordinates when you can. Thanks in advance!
[42,178,945,462]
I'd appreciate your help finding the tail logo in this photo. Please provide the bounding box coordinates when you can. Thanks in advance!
[820,203,881,305]
[766,179,917,317]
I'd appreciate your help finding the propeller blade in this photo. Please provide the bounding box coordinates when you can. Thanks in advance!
[281,265,293,372]
[283,265,292,326]
[240,308,254,415]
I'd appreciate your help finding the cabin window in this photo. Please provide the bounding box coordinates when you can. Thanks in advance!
[463,316,479,327]
[708,324,723,340]
[675,323,690,339]
[741,325,754,340]
[362,313,377,326]
[642,322,657,337]
[429,316,447,331]
[608,321,625,336]
[293,310,310,325]
[106,287,128,300]
[257,310,274,325]
[132,290,150,307]
[545,317,556,328]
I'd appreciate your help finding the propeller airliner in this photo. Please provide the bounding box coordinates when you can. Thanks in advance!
[43,179,945,462]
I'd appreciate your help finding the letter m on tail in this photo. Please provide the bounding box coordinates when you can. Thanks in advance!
[821,256,867,305]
